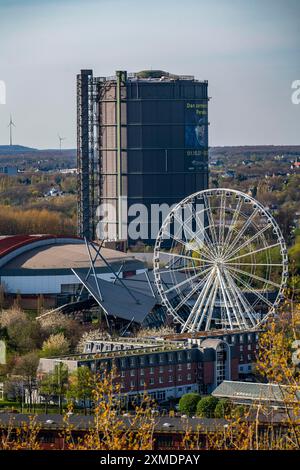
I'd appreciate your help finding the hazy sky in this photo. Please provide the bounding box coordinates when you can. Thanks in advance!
[0,0,299,148]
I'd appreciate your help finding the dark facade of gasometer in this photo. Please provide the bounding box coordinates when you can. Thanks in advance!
[77,69,209,246]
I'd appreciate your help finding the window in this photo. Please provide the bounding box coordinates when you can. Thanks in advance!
[168,375,173,383]
[168,353,173,362]
[178,352,182,361]
[149,356,154,364]
[150,378,154,385]
[178,364,182,371]
[130,358,135,367]
[248,334,252,343]
[248,344,251,351]
[130,381,135,388]
[187,374,191,381]
[140,369,144,376]
[187,352,191,360]
[239,335,244,344]
[121,359,126,368]
[240,345,243,352]
[150,367,154,375]
[130,370,135,377]
[157,435,173,448]
[140,379,145,387]
[39,434,55,444]
[159,366,163,373]
[121,371,125,378]
[159,354,164,363]
[247,354,252,361]
[159,377,164,384]
[187,363,191,370]
[178,375,182,382]
[240,354,244,362]
[168,365,173,372]
[140,357,145,366]
[231,335,236,344]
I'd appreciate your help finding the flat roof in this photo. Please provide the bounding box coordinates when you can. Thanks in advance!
[2,242,133,270]
[164,328,262,341]
[0,412,293,431]
[0,413,226,433]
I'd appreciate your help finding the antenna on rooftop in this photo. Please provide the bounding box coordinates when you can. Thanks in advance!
[8,115,16,146]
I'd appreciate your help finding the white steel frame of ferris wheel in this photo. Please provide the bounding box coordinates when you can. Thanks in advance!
[153,189,287,333]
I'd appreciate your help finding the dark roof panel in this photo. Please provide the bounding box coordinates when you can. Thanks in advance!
[72,269,156,323]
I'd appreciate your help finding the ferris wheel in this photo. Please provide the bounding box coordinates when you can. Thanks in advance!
[153,188,288,333]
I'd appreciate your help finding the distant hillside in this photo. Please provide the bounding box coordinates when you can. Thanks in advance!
[210,145,300,158]
[0,145,37,154]
[0,147,76,171]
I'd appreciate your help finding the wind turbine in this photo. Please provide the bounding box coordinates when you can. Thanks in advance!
[8,115,16,146]
[58,134,66,151]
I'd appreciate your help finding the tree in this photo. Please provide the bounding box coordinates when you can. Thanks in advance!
[39,312,82,349]
[63,368,156,450]
[289,236,300,272]
[1,308,43,354]
[41,333,70,357]
[178,393,201,416]
[0,284,5,309]
[67,366,93,414]
[39,373,55,413]
[0,306,26,329]
[39,363,69,414]
[2,368,156,450]
[36,294,44,316]
[3,378,24,407]
[196,396,219,418]
[52,362,69,414]
[254,306,300,448]
[7,319,43,354]
[13,352,39,411]
[214,398,232,418]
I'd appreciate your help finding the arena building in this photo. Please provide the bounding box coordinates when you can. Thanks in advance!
[0,235,146,309]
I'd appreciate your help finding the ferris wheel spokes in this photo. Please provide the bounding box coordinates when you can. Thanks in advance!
[223,223,273,262]
[226,242,281,263]
[223,207,261,259]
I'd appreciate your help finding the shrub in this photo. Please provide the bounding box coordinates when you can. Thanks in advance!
[178,393,201,415]
[214,398,232,418]
[41,333,70,357]
[196,396,219,418]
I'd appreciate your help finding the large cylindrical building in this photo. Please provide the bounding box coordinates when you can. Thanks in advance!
[77,70,209,246]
